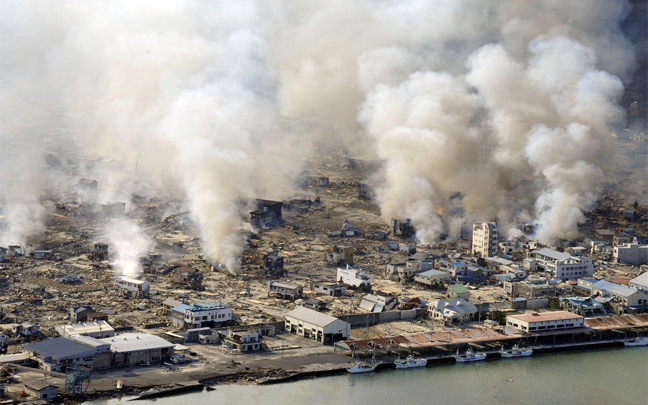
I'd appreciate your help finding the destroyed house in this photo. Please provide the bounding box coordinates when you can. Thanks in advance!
[24,337,96,372]
[250,199,283,228]
[78,178,98,190]
[115,276,150,296]
[70,306,93,323]
[326,244,354,266]
[391,218,414,238]
[268,281,303,301]
[311,283,346,297]
[359,293,398,312]
[171,301,233,329]
[59,274,80,284]
[101,202,126,217]
[33,250,53,259]
[173,266,202,284]
[337,267,371,290]
[55,320,115,339]
[263,252,284,273]
[220,328,264,352]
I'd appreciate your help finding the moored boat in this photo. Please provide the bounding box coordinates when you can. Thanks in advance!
[623,337,648,347]
[347,354,381,373]
[394,355,427,369]
[500,344,533,358]
[454,347,487,363]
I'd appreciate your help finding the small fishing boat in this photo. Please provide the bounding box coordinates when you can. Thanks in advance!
[623,337,648,347]
[454,347,487,363]
[347,354,381,374]
[500,344,533,358]
[394,355,427,369]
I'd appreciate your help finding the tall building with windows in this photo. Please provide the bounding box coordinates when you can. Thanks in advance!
[472,222,498,258]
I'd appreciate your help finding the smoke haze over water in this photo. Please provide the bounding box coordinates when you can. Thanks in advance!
[0,1,641,265]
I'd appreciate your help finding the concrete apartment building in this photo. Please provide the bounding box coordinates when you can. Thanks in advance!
[534,248,593,281]
[614,243,648,265]
[472,222,499,258]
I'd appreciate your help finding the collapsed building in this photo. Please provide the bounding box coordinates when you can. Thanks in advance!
[250,199,283,228]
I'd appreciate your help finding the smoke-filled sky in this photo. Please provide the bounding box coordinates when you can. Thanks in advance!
[0,0,642,271]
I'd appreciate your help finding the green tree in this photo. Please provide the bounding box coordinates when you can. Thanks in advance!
[549,297,561,310]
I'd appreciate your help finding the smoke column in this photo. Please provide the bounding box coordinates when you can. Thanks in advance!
[0,0,639,259]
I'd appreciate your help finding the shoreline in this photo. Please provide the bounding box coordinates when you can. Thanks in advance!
[71,338,638,403]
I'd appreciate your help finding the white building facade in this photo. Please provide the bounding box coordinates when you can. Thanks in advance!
[614,243,648,265]
[506,311,584,333]
[285,307,350,344]
[472,222,499,258]
[534,248,593,281]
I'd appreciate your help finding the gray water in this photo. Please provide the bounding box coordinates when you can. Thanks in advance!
[85,347,648,405]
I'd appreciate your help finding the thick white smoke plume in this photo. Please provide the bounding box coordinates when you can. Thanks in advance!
[0,0,638,261]
[105,219,152,278]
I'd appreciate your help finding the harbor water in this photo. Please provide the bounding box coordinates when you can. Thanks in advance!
[84,346,648,405]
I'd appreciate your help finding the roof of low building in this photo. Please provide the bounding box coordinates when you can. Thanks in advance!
[536,248,572,261]
[56,320,114,336]
[285,306,345,327]
[508,311,583,323]
[99,333,174,352]
[25,337,96,360]
[592,280,639,298]
[449,284,469,294]
[416,269,450,278]
[24,378,56,391]
[630,272,648,288]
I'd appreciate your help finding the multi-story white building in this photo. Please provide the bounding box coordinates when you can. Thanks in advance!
[170,301,233,329]
[534,248,593,281]
[472,222,498,257]
[337,267,371,290]
[614,243,648,265]
[629,272,648,292]
[506,311,584,333]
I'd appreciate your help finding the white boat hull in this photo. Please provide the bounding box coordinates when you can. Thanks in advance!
[394,359,427,369]
[347,362,380,373]
[501,349,533,358]
[455,354,487,363]
[624,337,648,347]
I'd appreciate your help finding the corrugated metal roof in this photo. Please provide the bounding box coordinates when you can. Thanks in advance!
[24,378,56,391]
[592,280,638,298]
[285,307,344,327]
[536,248,572,261]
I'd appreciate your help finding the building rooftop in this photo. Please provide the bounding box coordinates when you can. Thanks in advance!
[416,269,450,278]
[536,248,572,262]
[508,311,583,323]
[25,337,95,360]
[24,378,56,391]
[99,333,174,352]
[449,284,469,294]
[592,280,639,298]
[285,306,344,328]
[269,282,300,289]
[172,301,230,313]
[56,320,114,336]
[630,272,648,288]
[117,276,148,285]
